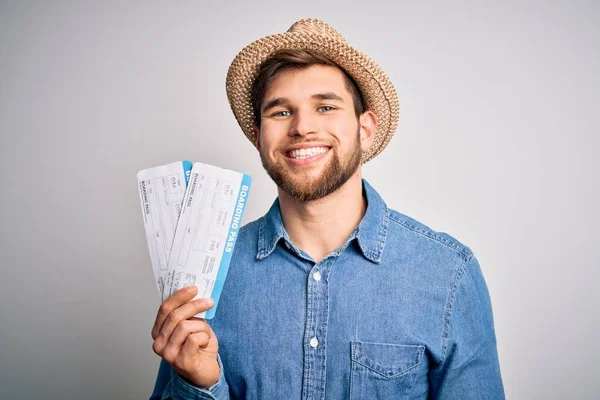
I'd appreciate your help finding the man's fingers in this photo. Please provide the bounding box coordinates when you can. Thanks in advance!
[165,319,211,351]
[191,316,216,337]
[161,323,211,364]
[155,298,214,345]
[151,286,197,340]
[181,332,211,359]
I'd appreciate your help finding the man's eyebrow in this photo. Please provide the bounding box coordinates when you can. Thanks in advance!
[312,92,344,101]
[262,98,289,113]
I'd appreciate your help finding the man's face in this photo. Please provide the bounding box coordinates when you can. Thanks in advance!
[255,64,371,202]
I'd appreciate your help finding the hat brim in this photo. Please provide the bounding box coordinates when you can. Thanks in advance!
[226,31,399,164]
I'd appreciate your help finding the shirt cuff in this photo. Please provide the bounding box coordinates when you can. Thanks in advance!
[170,354,229,400]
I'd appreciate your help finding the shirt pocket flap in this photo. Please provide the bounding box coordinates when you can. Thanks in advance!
[351,342,425,379]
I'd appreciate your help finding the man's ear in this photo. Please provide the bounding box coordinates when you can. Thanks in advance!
[359,110,377,152]
[253,125,260,150]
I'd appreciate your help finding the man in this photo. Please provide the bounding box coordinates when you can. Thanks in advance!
[150,19,505,399]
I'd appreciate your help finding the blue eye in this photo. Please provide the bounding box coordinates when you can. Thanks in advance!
[318,106,334,112]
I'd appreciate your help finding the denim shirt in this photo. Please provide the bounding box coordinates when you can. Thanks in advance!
[151,180,505,399]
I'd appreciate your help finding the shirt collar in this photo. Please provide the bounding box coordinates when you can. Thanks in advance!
[256,179,389,263]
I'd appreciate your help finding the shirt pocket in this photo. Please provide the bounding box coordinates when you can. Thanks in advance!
[350,341,425,400]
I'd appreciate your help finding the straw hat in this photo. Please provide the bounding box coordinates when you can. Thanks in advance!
[226,18,399,164]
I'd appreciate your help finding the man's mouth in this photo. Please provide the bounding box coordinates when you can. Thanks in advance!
[286,146,329,160]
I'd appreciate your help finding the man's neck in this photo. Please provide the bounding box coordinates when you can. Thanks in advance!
[277,171,366,263]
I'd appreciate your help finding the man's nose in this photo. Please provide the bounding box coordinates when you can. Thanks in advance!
[289,109,317,137]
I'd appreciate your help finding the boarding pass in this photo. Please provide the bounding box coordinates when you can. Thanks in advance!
[137,161,193,294]
[137,161,251,319]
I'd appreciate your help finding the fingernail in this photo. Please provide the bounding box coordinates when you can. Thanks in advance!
[206,298,215,306]
[187,286,197,292]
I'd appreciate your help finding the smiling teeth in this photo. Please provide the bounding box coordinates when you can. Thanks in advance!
[288,147,328,160]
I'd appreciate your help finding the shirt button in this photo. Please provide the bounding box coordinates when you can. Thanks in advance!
[313,271,322,282]
[310,337,319,348]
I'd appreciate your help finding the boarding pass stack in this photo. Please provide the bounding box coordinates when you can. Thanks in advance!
[137,161,251,319]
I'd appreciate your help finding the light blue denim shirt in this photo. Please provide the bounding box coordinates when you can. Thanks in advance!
[151,180,505,399]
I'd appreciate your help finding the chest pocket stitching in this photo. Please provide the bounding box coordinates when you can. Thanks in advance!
[351,342,425,379]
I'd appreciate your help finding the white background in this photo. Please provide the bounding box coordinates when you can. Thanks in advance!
[0,1,598,399]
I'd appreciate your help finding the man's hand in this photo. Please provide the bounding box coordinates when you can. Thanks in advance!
[151,286,220,388]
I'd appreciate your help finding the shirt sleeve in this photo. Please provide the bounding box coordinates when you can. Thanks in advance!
[150,354,230,400]
[428,255,505,399]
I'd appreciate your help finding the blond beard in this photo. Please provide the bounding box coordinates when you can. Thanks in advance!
[260,127,362,202]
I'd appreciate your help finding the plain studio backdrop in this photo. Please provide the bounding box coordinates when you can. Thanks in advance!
[0,1,598,399]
